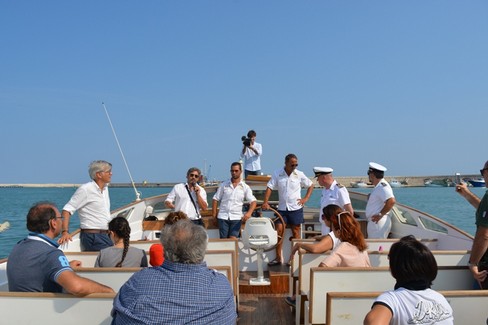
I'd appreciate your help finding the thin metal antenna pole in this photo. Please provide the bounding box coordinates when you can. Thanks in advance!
[102,102,141,201]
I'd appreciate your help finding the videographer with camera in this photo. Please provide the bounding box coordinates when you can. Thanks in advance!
[240,129,262,179]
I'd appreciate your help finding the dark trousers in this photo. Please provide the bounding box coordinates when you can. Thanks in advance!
[191,219,204,227]
[80,232,113,251]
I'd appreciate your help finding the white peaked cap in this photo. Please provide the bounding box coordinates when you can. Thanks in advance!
[313,167,333,176]
[369,162,387,172]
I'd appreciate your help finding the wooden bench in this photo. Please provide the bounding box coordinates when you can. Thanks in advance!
[325,290,488,324]
[0,292,116,324]
[130,237,239,252]
[74,267,142,292]
[290,238,439,277]
[295,250,470,296]
[304,266,473,325]
[68,249,238,293]
[76,265,233,292]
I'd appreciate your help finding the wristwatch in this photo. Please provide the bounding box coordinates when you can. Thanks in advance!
[378,212,383,217]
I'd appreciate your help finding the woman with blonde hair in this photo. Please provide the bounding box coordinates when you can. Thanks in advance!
[319,204,370,267]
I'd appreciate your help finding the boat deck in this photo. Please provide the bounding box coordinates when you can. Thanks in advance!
[238,266,294,324]
[238,294,294,324]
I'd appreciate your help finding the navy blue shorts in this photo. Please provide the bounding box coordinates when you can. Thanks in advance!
[218,219,242,238]
[80,232,113,252]
[277,208,304,225]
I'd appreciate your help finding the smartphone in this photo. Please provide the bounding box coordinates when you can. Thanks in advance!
[455,173,461,184]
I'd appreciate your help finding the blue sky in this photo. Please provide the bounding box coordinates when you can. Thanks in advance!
[1,1,487,184]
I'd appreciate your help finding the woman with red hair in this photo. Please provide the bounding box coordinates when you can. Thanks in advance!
[285,204,370,307]
[319,204,370,267]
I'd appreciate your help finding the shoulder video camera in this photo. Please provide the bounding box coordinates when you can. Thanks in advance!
[241,136,251,147]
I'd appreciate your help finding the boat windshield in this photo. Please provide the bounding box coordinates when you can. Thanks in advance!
[418,216,448,234]
[393,206,448,234]
[116,208,134,219]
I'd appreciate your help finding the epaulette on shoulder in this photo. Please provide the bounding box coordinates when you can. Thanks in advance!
[381,182,387,187]
[337,183,344,188]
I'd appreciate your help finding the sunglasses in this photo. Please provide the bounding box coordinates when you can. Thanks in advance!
[481,168,488,176]
[291,164,298,167]
[189,174,200,178]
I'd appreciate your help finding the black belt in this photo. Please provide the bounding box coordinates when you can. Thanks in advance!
[81,229,109,234]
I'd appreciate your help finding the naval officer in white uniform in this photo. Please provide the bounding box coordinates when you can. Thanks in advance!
[365,162,396,238]
[313,167,354,235]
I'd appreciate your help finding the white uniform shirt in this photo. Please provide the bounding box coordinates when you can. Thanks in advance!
[319,180,352,234]
[267,168,313,211]
[365,179,395,238]
[213,179,256,220]
[165,183,207,220]
[374,287,453,324]
[63,181,111,230]
[240,142,262,171]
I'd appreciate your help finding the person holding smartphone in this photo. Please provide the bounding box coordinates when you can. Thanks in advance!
[456,160,488,288]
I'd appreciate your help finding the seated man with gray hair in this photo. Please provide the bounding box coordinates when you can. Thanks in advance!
[111,219,237,325]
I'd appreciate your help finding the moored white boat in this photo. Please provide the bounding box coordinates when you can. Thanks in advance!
[389,179,403,188]
[350,180,370,188]
[424,178,455,187]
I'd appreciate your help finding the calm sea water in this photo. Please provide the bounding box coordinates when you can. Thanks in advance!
[0,186,485,259]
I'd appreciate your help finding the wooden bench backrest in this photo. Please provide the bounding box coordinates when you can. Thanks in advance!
[75,267,141,292]
[307,266,472,325]
[0,292,116,324]
[129,238,239,277]
[325,290,488,325]
[298,250,470,296]
[290,238,440,277]
[130,237,238,253]
[71,249,237,293]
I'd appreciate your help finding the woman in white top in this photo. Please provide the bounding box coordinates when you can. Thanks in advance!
[363,235,453,325]
[319,205,370,267]
[288,204,341,263]
[285,204,366,307]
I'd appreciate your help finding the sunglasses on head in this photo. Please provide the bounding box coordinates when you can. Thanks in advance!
[337,211,349,229]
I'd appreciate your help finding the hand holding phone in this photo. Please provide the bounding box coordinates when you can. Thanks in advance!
[455,173,461,184]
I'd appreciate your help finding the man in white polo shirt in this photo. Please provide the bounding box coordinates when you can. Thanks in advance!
[313,167,354,235]
[365,162,396,238]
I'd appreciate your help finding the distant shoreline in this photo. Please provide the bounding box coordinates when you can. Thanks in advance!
[0,174,479,189]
